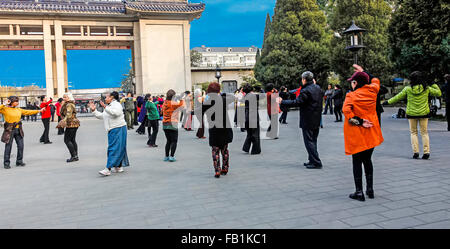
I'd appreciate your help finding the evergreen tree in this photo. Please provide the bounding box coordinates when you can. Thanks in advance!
[254,0,331,89]
[329,0,393,85]
[262,13,271,50]
[389,0,449,82]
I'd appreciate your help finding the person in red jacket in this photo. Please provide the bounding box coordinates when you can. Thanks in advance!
[39,95,53,144]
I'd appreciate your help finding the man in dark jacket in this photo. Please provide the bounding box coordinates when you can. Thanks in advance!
[444,74,450,131]
[281,71,323,169]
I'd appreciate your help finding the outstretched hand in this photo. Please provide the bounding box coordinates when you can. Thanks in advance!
[88,101,96,112]
[3,99,11,106]
[353,64,364,73]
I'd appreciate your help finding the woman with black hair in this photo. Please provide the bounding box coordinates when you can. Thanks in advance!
[242,84,261,155]
[89,91,129,176]
[0,96,44,168]
[385,71,442,159]
[331,84,344,122]
[39,95,53,144]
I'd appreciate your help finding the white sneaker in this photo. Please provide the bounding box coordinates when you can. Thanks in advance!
[99,168,111,176]
[114,167,124,173]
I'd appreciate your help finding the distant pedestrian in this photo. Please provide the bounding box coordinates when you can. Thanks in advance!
[266,83,280,139]
[55,98,65,135]
[384,71,442,159]
[39,95,53,144]
[242,84,261,155]
[50,103,56,122]
[343,69,384,202]
[57,93,80,163]
[194,88,206,139]
[89,91,129,176]
[281,71,323,169]
[136,95,148,135]
[279,86,289,124]
[443,74,450,131]
[162,89,185,162]
[203,83,234,178]
[323,84,334,115]
[1,96,43,169]
[331,85,344,122]
[122,92,135,130]
[184,91,193,131]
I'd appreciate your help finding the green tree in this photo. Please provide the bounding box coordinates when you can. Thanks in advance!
[254,0,331,89]
[121,68,134,93]
[329,0,393,86]
[190,49,202,67]
[389,0,449,82]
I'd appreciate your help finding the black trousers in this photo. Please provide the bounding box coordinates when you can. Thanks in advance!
[57,116,65,135]
[163,129,178,157]
[334,104,343,121]
[352,148,374,190]
[64,127,78,158]
[136,116,147,134]
[147,119,159,146]
[4,128,24,166]
[279,109,288,123]
[40,118,50,143]
[323,98,333,114]
[243,127,261,154]
[302,128,322,166]
[446,103,449,131]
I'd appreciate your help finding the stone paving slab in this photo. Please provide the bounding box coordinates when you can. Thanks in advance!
[0,107,449,229]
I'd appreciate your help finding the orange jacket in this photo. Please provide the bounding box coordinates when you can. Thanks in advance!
[343,78,384,155]
[162,99,185,125]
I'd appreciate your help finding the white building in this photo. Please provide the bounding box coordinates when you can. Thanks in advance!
[192,45,259,68]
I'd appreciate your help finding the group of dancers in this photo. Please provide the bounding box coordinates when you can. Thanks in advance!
[1,63,447,202]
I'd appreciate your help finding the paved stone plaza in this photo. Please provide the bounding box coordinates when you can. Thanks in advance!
[0,107,449,229]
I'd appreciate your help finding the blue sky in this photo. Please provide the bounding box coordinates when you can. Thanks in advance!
[0,0,275,89]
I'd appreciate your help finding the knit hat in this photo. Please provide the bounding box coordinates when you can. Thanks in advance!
[347,72,369,85]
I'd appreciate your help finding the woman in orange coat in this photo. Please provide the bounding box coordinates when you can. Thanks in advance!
[343,70,384,202]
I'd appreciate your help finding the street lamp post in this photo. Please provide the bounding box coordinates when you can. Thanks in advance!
[215,64,222,84]
[343,20,366,65]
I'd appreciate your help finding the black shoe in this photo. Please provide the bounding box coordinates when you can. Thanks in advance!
[67,157,79,163]
[16,162,26,167]
[306,164,322,169]
[413,153,420,159]
[44,141,52,144]
[365,174,374,199]
[349,191,365,201]
[282,122,288,124]
[422,154,430,160]
[220,170,228,176]
[214,172,221,178]
[334,120,340,122]
[304,162,312,167]
[4,165,11,169]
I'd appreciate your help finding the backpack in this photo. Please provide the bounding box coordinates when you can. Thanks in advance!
[397,108,406,119]
[124,98,135,111]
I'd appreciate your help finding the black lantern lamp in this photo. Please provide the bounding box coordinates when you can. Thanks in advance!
[343,20,366,64]
[215,64,222,83]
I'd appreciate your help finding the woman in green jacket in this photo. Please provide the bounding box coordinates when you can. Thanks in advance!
[385,71,442,159]
[145,94,162,147]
